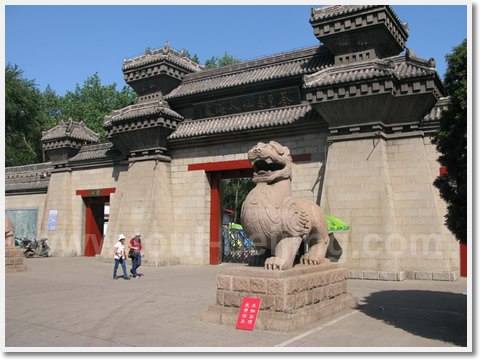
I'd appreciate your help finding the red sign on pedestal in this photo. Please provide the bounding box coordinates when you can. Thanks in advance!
[236,297,262,331]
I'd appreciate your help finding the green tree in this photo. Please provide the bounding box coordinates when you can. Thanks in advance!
[204,56,218,69]
[42,85,65,130]
[60,73,137,138]
[204,52,241,69]
[432,39,467,244]
[222,178,255,224]
[183,49,200,64]
[5,64,45,166]
[190,53,201,64]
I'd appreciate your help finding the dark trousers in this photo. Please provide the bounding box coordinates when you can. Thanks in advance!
[131,254,142,276]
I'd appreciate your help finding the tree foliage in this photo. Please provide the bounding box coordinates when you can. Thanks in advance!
[204,51,242,69]
[184,49,200,64]
[60,73,137,138]
[5,64,45,166]
[432,39,467,244]
[5,65,138,167]
[222,178,255,224]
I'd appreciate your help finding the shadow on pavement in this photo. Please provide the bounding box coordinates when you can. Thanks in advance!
[356,290,467,347]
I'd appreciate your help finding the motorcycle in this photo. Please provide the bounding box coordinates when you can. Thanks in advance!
[15,237,27,248]
[23,238,51,258]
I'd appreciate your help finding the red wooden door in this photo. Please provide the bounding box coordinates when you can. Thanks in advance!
[84,197,106,257]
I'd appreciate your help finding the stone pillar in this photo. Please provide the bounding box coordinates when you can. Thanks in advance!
[40,171,80,256]
[5,215,27,272]
[388,137,459,280]
[100,159,180,266]
[320,136,459,280]
[321,138,402,278]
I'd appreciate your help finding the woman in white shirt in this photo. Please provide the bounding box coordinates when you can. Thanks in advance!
[113,234,130,280]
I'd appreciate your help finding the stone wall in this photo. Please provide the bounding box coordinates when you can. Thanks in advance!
[5,131,459,276]
[36,166,122,256]
[321,135,459,278]
[100,160,179,266]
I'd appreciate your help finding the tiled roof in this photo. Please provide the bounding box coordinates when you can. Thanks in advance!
[41,120,100,143]
[104,100,183,126]
[304,55,438,88]
[310,5,406,32]
[5,162,52,193]
[122,43,203,73]
[394,60,437,79]
[165,46,333,100]
[310,5,377,21]
[168,104,321,140]
[422,97,450,122]
[304,61,395,88]
[68,142,122,163]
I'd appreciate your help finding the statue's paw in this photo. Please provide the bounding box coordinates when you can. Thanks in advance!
[264,256,288,271]
[301,254,329,266]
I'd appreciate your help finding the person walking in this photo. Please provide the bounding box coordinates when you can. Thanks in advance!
[113,234,130,280]
[128,233,143,279]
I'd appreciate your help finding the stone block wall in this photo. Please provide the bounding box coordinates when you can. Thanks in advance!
[387,137,458,272]
[5,247,27,273]
[202,263,357,332]
[321,138,400,271]
[100,160,179,265]
[36,171,77,256]
[321,135,459,276]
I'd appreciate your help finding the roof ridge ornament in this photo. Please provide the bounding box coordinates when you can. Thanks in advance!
[406,48,416,60]
[163,41,170,55]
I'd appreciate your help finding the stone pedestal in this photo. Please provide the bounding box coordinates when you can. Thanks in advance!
[5,247,27,273]
[202,263,357,332]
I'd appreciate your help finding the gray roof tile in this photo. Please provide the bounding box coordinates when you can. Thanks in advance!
[311,5,377,21]
[310,5,406,32]
[104,100,183,126]
[122,44,203,73]
[68,142,122,163]
[422,97,450,122]
[304,55,438,88]
[168,104,321,140]
[5,162,52,193]
[41,120,100,143]
[165,46,333,100]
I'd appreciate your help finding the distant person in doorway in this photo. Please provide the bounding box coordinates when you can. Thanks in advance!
[113,234,130,280]
[129,233,143,279]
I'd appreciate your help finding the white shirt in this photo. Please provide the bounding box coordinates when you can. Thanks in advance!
[114,241,126,259]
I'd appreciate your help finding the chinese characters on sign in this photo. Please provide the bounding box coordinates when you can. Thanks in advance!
[88,189,103,197]
[235,297,262,331]
[193,87,301,119]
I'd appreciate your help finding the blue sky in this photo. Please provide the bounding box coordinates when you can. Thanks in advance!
[5,4,468,96]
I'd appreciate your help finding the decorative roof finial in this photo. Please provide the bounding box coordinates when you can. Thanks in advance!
[145,47,153,55]
[163,41,170,55]
[406,48,416,60]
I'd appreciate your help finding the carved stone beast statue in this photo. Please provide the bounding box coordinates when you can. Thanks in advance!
[241,141,330,270]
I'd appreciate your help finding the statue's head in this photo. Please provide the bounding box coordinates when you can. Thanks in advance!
[247,141,292,184]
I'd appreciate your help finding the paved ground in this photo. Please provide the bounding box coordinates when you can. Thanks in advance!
[5,257,468,349]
